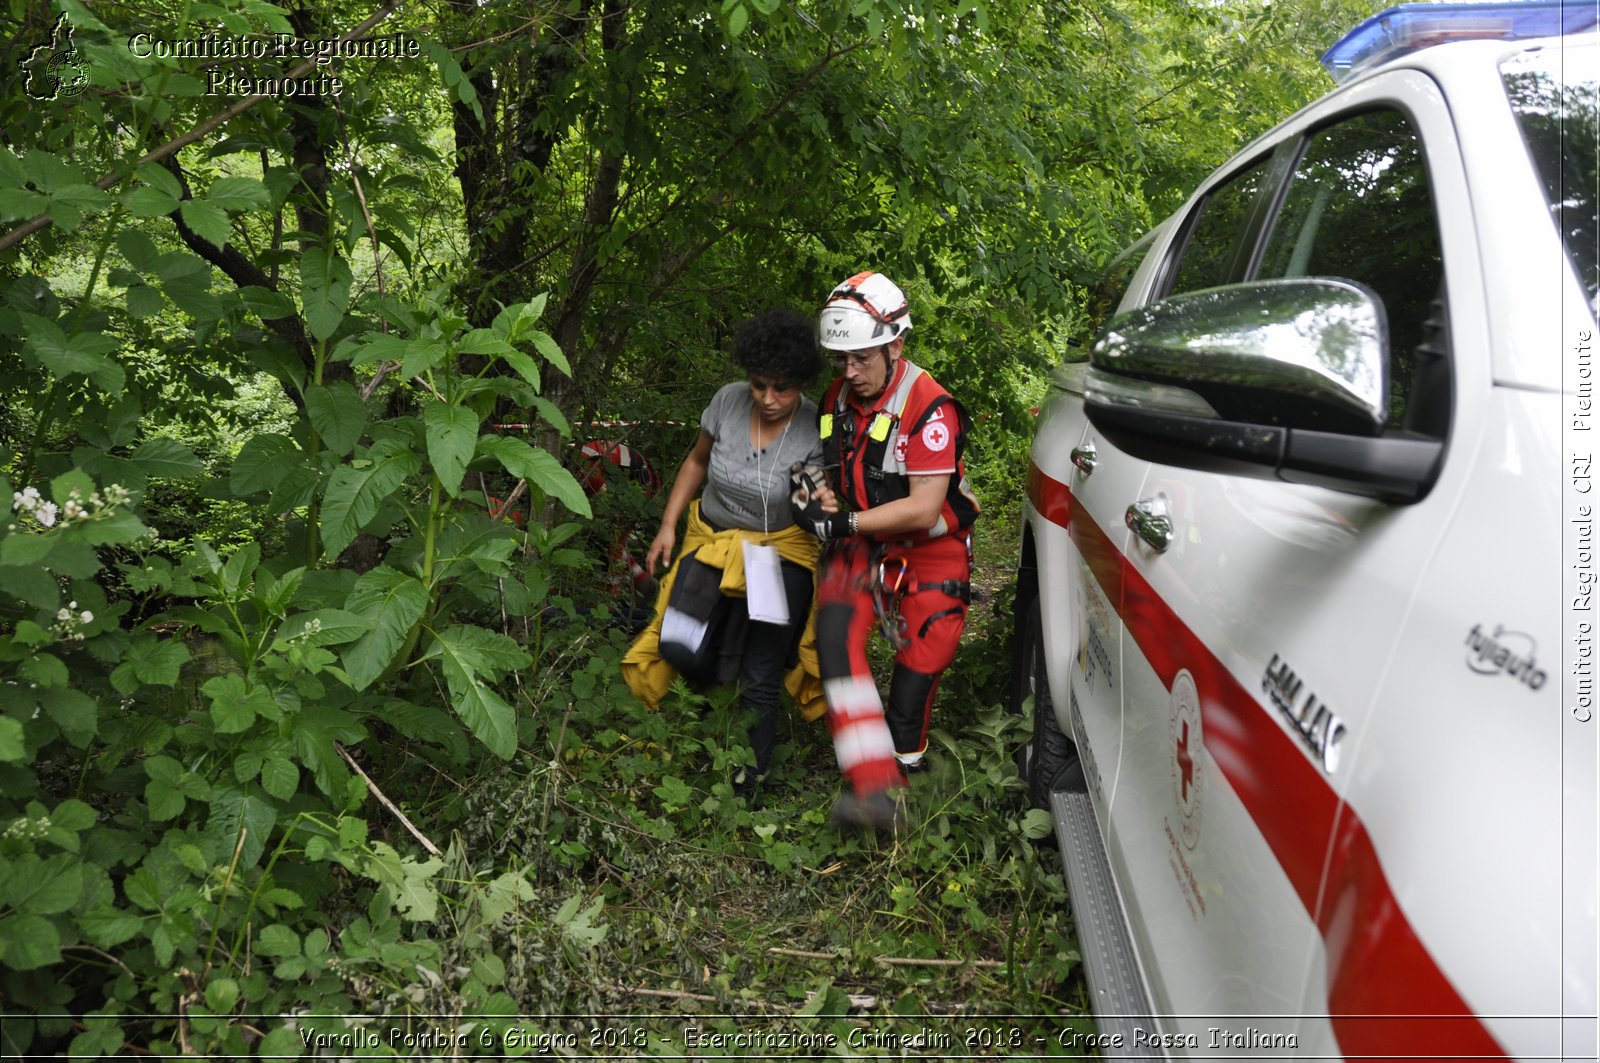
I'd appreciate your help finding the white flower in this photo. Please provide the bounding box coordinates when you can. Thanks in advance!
[57,608,72,621]
[35,502,58,527]
[80,611,94,624]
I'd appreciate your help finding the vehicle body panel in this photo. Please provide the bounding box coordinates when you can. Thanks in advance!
[1021,30,1598,1062]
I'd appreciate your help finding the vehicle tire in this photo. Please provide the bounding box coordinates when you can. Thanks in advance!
[1016,592,1073,811]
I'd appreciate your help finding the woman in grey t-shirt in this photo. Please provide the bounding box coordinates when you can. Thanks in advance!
[643,308,824,798]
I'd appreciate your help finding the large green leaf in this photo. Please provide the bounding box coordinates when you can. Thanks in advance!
[37,687,97,747]
[426,624,532,680]
[423,402,478,496]
[457,328,517,357]
[156,254,224,322]
[300,249,352,341]
[202,674,281,734]
[443,671,517,760]
[475,436,591,518]
[205,786,276,870]
[0,913,62,971]
[344,332,411,368]
[75,508,151,548]
[529,330,571,376]
[498,349,542,394]
[123,183,180,218]
[230,433,300,495]
[116,228,161,274]
[422,625,530,759]
[0,717,24,763]
[110,634,191,692]
[291,703,366,798]
[207,176,271,211]
[4,565,58,608]
[0,187,45,222]
[529,396,571,438]
[46,183,109,232]
[0,532,55,568]
[341,566,427,691]
[268,466,319,514]
[76,906,143,949]
[401,337,448,379]
[23,315,123,394]
[305,381,367,456]
[259,757,298,801]
[142,755,207,822]
[319,441,419,560]
[132,438,204,480]
[93,394,143,449]
[0,853,84,914]
[273,608,367,648]
[179,198,231,248]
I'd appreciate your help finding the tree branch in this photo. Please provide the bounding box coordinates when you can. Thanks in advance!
[156,155,315,364]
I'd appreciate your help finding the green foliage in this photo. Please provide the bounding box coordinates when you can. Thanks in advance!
[0,0,587,1034]
[0,274,587,1051]
[442,607,1084,1048]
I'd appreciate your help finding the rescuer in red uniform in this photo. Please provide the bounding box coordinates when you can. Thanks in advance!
[790,271,981,833]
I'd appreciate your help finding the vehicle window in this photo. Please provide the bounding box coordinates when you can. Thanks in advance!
[1165,160,1269,296]
[1503,48,1599,315]
[1257,109,1446,431]
[1081,230,1157,348]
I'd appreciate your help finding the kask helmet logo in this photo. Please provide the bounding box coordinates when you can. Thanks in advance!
[818,271,913,351]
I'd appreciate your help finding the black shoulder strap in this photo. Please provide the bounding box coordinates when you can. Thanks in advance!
[906,395,970,461]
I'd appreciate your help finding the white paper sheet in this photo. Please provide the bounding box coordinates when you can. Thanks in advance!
[660,606,709,652]
[742,541,789,625]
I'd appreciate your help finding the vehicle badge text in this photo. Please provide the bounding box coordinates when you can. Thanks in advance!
[1263,654,1345,774]
[1464,623,1547,690]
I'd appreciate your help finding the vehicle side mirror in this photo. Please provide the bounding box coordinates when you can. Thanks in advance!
[1084,279,1443,503]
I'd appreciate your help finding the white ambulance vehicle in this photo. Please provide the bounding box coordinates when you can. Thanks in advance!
[1013,2,1599,1058]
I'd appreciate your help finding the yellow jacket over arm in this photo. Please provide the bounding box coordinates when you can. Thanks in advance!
[622,501,826,720]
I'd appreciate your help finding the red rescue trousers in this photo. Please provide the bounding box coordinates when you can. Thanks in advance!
[815,534,970,796]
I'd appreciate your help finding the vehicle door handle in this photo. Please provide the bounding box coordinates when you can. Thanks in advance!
[1071,442,1097,474]
[1126,496,1173,553]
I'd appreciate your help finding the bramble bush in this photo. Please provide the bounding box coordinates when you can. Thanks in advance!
[0,268,599,1054]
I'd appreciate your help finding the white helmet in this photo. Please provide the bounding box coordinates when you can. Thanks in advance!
[818,271,912,351]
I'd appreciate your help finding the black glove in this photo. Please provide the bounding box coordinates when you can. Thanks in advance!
[789,465,852,540]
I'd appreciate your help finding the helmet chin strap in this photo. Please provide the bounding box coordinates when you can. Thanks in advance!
[866,344,897,400]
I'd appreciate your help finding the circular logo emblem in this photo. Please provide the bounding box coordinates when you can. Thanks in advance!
[50,53,89,98]
[921,421,950,452]
[1168,669,1203,849]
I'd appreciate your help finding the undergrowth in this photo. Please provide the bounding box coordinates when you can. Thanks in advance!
[425,593,1095,1057]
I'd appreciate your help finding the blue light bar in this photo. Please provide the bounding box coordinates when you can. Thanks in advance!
[1322,0,1599,81]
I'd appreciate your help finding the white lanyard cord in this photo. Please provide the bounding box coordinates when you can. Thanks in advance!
[756,404,795,536]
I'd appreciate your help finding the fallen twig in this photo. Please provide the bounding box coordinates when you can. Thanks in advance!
[875,955,1005,969]
[767,946,1006,970]
[336,742,442,856]
[605,984,878,1011]
[767,947,835,960]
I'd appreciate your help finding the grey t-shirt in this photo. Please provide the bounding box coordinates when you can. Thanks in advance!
[698,381,823,532]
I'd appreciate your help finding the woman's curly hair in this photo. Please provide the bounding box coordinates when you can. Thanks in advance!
[732,307,822,390]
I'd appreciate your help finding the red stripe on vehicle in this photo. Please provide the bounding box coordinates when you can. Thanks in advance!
[1028,463,1506,1060]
